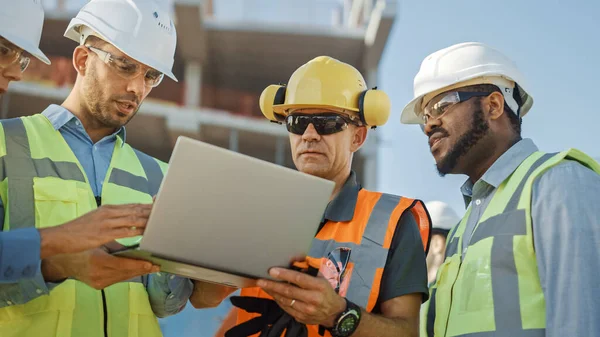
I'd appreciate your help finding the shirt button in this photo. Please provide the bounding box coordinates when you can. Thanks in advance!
[6,301,12,305]
[22,266,32,276]
[75,120,80,126]
[475,199,482,206]
[36,289,43,294]
[156,272,162,277]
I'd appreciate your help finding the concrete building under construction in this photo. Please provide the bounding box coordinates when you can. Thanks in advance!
[1,0,397,189]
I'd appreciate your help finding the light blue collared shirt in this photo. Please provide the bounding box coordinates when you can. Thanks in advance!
[0,105,192,317]
[457,138,600,336]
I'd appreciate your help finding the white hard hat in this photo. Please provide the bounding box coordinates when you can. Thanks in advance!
[425,201,461,232]
[0,0,50,65]
[64,0,178,82]
[401,42,533,125]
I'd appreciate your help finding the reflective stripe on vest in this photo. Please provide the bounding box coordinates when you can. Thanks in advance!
[108,149,163,196]
[0,117,163,229]
[309,193,401,309]
[1,118,86,229]
[0,115,165,337]
[434,152,554,337]
[235,190,431,337]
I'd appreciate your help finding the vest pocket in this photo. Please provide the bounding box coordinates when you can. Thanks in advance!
[455,241,494,314]
[433,255,459,336]
[128,283,161,337]
[0,280,76,337]
[33,178,79,228]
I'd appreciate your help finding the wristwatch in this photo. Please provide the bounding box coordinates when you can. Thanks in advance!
[328,298,361,337]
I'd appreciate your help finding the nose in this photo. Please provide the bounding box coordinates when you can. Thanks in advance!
[423,116,441,135]
[301,123,321,141]
[1,62,23,83]
[126,73,147,99]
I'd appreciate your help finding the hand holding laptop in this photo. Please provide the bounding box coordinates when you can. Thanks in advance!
[113,136,334,288]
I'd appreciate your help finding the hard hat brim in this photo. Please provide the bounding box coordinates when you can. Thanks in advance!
[273,103,359,114]
[400,96,423,125]
[2,31,50,65]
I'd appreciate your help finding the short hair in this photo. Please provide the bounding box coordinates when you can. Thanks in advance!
[456,84,522,135]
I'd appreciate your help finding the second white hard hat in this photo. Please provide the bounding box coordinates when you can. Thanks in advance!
[401,42,533,125]
[0,0,51,65]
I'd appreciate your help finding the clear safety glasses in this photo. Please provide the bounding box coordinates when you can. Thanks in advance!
[0,40,30,72]
[86,46,164,88]
[418,91,493,131]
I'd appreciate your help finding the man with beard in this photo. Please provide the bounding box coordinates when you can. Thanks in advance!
[401,42,600,337]
[0,0,156,285]
[0,1,193,336]
[192,56,432,337]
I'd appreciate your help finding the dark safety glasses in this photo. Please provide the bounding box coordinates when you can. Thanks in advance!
[285,113,361,136]
[325,247,352,293]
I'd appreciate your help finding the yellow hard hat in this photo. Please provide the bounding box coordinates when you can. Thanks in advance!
[259,56,391,128]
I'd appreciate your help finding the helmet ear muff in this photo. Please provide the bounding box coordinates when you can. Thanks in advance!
[260,84,287,122]
[358,87,391,128]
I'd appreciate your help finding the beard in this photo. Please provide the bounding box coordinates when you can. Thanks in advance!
[82,63,140,130]
[435,106,490,176]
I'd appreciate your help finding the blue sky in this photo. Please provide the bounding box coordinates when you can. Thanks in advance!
[377,0,600,216]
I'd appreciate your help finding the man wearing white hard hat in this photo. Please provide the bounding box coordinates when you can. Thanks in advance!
[401,42,600,337]
[0,0,159,287]
[0,1,193,336]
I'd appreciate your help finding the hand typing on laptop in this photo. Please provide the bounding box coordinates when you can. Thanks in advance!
[39,204,160,290]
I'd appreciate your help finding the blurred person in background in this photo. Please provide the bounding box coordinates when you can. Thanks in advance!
[423,201,460,287]
[0,0,153,283]
[419,201,459,337]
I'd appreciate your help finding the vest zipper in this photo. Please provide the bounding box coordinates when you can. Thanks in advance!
[102,289,108,337]
[97,196,107,337]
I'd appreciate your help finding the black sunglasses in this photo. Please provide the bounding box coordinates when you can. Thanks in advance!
[285,113,361,136]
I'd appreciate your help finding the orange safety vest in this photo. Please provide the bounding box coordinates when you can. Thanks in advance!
[235,189,431,337]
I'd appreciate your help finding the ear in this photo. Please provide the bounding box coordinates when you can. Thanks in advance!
[487,91,505,121]
[72,46,90,76]
[350,125,368,153]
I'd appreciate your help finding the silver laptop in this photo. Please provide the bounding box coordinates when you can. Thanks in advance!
[114,136,334,288]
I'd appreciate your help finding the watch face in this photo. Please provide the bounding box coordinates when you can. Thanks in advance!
[335,308,360,337]
[339,315,357,334]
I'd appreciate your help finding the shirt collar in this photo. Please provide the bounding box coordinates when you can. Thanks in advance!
[460,138,538,207]
[41,104,127,145]
[323,171,361,223]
